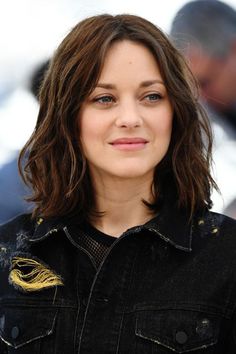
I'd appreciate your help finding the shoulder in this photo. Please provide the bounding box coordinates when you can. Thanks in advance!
[0,214,34,241]
[196,209,236,231]
[194,210,236,253]
[207,211,236,233]
[0,214,35,267]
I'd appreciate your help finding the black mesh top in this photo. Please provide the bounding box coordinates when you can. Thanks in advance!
[78,222,116,268]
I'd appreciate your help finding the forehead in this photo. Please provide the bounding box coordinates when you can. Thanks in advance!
[99,39,163,82]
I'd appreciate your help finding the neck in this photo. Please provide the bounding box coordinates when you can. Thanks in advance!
[90,175,155,237]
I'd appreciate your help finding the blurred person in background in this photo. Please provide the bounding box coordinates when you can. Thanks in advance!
[170,0,236,218]
[0,13,236,353]
[0,60,49,224]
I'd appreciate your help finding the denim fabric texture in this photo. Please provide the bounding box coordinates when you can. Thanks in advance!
[0,203,236,353]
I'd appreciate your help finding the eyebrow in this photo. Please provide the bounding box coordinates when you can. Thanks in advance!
[140,79,165,87]
[96,79,165,90]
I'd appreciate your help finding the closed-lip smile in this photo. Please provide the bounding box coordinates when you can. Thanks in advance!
[109,137,149,151]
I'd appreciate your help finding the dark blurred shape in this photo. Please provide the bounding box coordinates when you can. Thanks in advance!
[171,0,236,130]
[30,60,50,99]
[0,59,50,224]
[0,158,31,223]
[170,0,236,218]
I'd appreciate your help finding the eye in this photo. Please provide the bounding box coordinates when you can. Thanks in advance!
[144,93,162,102]
[93,95,115,105]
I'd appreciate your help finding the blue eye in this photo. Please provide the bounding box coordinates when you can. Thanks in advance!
[145,93,162,101]
[95,96,114,104]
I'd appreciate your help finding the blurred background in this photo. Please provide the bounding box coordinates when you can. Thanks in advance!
[0,0,236,222]
[0,0,235,163]
[0,0,196,166]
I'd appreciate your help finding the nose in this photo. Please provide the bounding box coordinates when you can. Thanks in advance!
[115,100,142,128]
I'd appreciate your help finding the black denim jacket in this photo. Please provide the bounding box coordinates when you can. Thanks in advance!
[0,205,236,353]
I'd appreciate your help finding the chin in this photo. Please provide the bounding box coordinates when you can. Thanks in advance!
[108,166,155,179]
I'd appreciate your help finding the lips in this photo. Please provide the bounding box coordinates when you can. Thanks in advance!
[109,137,148,151]
[110,137,148,144]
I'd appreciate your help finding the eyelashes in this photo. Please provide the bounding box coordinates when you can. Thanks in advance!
[144,93,162,102]
[93,95,115,104]
[92,92,163,106]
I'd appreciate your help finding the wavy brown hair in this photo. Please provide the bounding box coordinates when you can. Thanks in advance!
[19,14,217,219]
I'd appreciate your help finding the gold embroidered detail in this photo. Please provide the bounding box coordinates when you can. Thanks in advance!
[9,257,63,292]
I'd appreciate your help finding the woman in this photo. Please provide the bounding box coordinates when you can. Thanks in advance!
[0,14,236,353]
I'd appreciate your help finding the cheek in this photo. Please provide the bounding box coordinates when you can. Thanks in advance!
[80,107,112,144]
[80,117,93,155]
[80,116,106,157]
[80,128,96,157]
[153,112,173,138]
[164,106,173,134]
[80,112,96,141]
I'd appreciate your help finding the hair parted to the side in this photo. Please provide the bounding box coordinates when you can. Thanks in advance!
[19,14,217,220]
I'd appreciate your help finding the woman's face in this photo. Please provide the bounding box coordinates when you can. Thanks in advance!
[79,40,173,181]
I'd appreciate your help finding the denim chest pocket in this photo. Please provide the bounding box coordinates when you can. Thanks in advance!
[0,307,57,353]
[135,309,220,353]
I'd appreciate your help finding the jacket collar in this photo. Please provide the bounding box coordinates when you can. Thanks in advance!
[29,217,65,242]
[144,204,193,252]
[29,203,197,252]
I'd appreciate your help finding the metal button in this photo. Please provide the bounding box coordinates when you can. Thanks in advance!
[175,330,188,344]
[196,318,210,336]
[211,227,218,234]
[37,217,44,225]
[11,326,20,339]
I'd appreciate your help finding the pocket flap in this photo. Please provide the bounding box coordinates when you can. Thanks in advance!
[135,309,219,353]
[0,307,57,349]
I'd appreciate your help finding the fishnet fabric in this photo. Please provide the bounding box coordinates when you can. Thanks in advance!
[78,223,115,269]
